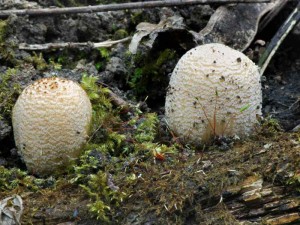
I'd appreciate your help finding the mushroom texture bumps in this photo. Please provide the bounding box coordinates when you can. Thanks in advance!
[165,43,262,144]
[12,77,92,176]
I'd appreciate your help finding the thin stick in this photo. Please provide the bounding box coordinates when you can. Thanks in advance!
[0,0,271,18]
[19,37,131,50]
[107,89,131,112]
[259,2,300,76]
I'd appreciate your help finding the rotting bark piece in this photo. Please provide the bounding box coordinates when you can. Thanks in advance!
[196,0,287,51]
[265,213,300,225]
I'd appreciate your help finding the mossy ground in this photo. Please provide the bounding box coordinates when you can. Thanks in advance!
[0,4,299,224]
[0,45,298,224]
[0,37,299,224]
[0,75,299,224]
[1,132,299,224]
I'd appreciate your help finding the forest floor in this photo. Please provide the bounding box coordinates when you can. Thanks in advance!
[0,1,299,224]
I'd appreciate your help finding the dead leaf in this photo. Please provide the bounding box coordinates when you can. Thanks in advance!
[0,195,23,225]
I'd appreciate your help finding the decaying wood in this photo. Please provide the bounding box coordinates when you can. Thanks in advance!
[19,37,131,51]
[259,2,300,76]
[221,179,300,224]
[0,0,271,18]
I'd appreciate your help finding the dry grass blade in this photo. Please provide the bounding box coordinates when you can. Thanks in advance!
[259,2,300,76]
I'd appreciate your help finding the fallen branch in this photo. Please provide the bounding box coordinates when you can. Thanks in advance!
[19,37,131,50]
[259,1,300,76]
[0,0,271,18]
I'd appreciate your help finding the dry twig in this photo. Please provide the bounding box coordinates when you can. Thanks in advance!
[0,0,271,18]
[19,37,131,50]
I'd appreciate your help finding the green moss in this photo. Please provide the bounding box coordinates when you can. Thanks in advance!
[156,49,176,67]
[134,113,158,143]
[74,75,128,221]
[0,20,7,43]
[287,172,300,193]
[48,58,62,70]
[0,166,56,193]
[80,74,116,134]
[95,47,111,71]
[80,74,127,154]
[113,29,128,39]
[128,49,177,96]
[80,170,126,222]
[129,11,153,27]
[45,48,96,69]
[255,116,282,137]
[0,166,28,191]
[0,19,19,65]
[0,68,21,120]
[6,73,290,224]
[128,112,178,158]
[99,48,110,59]
[46,54,66,70]
[76,75,182,221]
[25,52,48,71]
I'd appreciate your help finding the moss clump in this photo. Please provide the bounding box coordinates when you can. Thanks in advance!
[127,49,177,100]
[113,29,128,40]
[0,166,30,191]
[81,74,126,150]
[0,166,56,195]
[0,20,7,43]
[95,47,111,71]
[133,112,158,143]
[25,52,48,71]
[287,172,300,193]
[128,112,178,159]
[255,116,282,137]
[80,171,126,222]
[0,68,21,120]
[74,75,128,221]
[0,19,17,65]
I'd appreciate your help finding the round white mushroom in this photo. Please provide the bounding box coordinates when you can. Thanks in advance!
[165,43,262,144]
[12,77,92,176]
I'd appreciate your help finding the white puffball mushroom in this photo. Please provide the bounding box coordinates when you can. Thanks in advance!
[12,77,92,176]
[165,43,262,144]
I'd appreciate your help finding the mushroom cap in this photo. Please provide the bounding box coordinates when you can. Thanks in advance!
[165,43,262,144]
[12,77,92,176]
